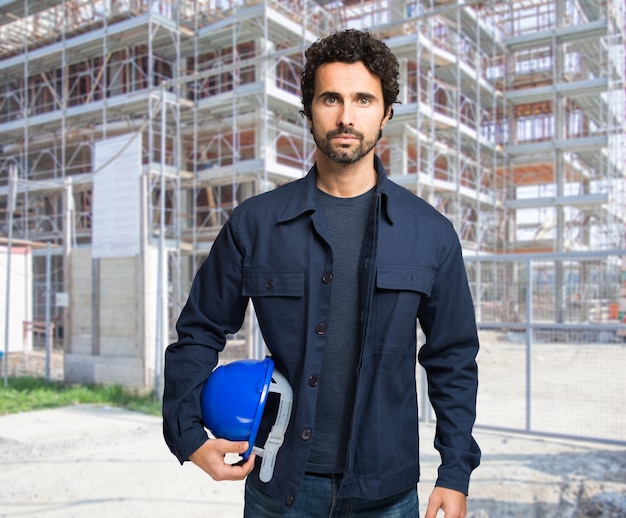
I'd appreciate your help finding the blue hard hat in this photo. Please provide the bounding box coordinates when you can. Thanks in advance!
[200,357,293,482]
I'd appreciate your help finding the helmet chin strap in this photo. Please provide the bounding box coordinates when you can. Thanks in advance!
[250,369,293,483]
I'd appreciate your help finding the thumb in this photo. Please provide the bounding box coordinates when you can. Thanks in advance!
[237,441,250,454]
[211,438,250,455]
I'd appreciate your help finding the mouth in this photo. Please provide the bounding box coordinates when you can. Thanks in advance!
[329,130,361,145]
[333,134,358,145]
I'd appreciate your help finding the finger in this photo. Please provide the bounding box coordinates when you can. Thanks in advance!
[231,453,255,468]
[423,499,440,518]
[213,453,256,481]
[237,453,256,471]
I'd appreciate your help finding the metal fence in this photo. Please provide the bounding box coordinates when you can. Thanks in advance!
[432,249,626,446]
[9,244,625,446]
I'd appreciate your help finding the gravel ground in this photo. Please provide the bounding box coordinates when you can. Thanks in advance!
[0,405,625,517]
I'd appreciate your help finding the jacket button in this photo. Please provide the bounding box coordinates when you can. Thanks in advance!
[315,323,327,335]
[301,428,312,440]
[308,375,318,387]
[322,272,333,284]
[286,494,294,506]
[265,279,274,289]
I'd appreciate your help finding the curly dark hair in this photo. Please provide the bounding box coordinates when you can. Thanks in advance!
[300,29,400,120]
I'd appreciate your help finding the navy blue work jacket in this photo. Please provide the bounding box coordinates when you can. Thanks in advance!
[163,155,481,507]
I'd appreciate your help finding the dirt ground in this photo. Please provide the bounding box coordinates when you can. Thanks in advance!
[1,335,625,517]
[0,405,625,518]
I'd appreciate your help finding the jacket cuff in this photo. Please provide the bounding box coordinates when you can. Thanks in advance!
[175,428,209,464]
[435,466,471,495]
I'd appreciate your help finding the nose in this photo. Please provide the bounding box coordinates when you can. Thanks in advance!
[337,104,354,127]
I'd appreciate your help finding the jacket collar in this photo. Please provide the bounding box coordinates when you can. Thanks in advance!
[278,154,394,224]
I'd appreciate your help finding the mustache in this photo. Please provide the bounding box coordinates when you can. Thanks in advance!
[326,127,363,139]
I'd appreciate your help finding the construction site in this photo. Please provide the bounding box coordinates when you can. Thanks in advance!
[1,0,625,443]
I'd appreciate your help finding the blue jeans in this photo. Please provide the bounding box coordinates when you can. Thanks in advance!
[244,473,419,517]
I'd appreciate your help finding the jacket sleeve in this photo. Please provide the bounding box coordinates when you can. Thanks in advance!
[162,214,249,463]
[417,230,481,495]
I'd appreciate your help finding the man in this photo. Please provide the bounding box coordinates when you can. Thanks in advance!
[163,29,480,517]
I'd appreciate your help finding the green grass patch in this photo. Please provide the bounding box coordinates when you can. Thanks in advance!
[0,376,161,417]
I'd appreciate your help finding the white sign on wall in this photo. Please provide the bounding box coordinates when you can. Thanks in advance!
[92,133,142,258]
[55,292,69,308]
[0,246,33,352]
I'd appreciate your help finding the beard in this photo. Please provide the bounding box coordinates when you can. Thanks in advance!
[311,126,381,164]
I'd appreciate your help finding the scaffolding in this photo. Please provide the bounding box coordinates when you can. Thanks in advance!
[0,0,624,388]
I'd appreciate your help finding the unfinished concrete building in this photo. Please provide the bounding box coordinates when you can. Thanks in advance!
[1,0,624,389]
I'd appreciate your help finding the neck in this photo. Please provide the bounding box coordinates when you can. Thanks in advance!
[315,153,377,198]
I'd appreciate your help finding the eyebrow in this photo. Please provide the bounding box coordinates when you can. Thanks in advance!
[318,91,377,100]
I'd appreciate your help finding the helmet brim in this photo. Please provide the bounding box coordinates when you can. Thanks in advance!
[242,357,274,460]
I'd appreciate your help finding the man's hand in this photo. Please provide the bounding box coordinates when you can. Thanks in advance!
[189,438,256,481]
[424,487,467,518]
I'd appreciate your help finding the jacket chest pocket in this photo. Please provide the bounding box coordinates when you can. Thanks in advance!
[243,269,304,298]
[242,269,305,362]
[373,265,435,357]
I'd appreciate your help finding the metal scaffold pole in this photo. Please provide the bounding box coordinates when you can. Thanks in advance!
[155,83,168,399]
[3,165,17,386]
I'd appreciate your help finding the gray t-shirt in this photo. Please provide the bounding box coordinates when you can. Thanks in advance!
[306,186,374,473]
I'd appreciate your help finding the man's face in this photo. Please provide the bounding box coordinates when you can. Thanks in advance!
[309,61,391,165]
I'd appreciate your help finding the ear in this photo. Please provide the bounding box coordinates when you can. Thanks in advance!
[305,113,314,134]
[380,105,393,128]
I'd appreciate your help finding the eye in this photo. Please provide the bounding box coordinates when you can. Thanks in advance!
[358,96,371,105]
[325,95,339,104]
